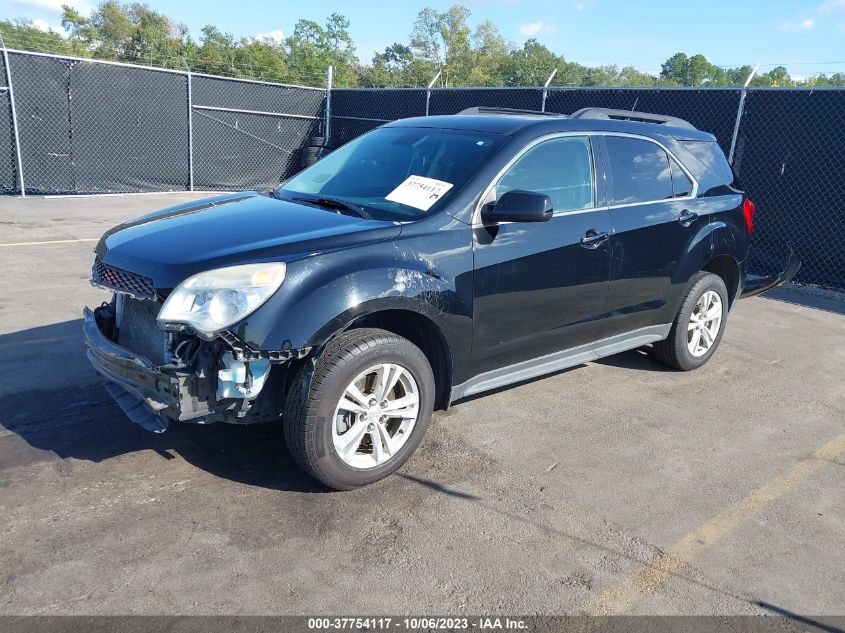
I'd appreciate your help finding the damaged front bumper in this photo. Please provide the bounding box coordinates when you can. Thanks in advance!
[83,302,301,433]
[84,306,181,432]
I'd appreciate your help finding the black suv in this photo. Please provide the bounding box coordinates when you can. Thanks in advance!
[84,107,795,489]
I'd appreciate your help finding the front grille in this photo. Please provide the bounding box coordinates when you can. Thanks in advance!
[92,257,156,300]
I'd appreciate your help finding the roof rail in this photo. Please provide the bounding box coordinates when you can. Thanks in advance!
[570,107,696,130]
[457,106,562,117]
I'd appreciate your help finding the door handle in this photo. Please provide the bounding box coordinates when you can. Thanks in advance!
[580,230,609,249]
[678,209,698,227]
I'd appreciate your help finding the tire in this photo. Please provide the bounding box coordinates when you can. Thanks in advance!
[653,272,729,371]
[283,328,435,490]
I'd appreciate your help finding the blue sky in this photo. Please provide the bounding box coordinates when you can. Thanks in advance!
[4,0,845,78]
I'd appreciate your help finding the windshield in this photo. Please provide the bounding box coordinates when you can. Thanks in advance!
[278,127,507,221]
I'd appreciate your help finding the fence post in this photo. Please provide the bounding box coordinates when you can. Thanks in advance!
[325,65,333,146]
[540,68,558,113]
[182,59,194,191]
[728,63,759,165]
[425,70,441,116]
[0,34,25,197]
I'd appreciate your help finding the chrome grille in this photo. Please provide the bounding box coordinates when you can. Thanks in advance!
[92,257,156,300]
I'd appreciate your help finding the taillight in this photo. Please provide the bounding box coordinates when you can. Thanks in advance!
[742,198,756,233]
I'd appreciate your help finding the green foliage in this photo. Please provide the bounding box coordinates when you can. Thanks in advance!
[2,2,842,88]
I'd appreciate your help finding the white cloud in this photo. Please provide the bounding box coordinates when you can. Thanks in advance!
[519,21,555,37]
[31,18,64,34]
[818,0,845,13]
[519,21,544,37]
[11,0,91,14]
[575,0,594,10]
[253,29,285,45]
[780,18,815,31]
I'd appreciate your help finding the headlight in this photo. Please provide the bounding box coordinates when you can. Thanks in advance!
[157,263,286,337]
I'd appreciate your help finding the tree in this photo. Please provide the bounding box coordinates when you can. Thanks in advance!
[364,43,427,87]
[759,65,791,86]
[467,20,508,85]
[660,52,689,84]
[410,5,472,86]
[1,2,827,89]
[195,25,236,75]
[286,13,357,86]
[60,1,191,67]
[0,18,72,55]
[504,39,558,86]
[686,54,712,86]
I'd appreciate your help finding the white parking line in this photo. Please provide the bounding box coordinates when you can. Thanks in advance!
[0,238,98,247]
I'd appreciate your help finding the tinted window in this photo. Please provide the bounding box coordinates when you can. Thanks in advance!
[496,136,594,212]
[681,140,734,185]
[605,136,673,205]
[670,157,693,197]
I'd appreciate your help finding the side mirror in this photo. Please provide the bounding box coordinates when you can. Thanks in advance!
[482,190,553,224]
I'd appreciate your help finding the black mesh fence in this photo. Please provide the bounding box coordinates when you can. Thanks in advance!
[191,74,323,190]
[429,86,545,114]
[328,88,426,147]
[70,61,190,193]
[0,50,325,195]
[0,90,14,195]
[733,88,845,290]
[7,52,75,192]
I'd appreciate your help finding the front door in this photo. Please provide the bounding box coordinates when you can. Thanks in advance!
[472,135,613,376]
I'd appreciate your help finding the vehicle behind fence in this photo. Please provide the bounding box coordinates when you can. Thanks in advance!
[0,48,843,293]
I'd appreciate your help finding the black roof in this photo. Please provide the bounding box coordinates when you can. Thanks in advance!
[385,107,716,141]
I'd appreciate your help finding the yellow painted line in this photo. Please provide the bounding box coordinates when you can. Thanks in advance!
[587,430,845,616]
[0,238,98,247]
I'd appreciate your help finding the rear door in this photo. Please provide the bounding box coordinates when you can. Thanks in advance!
[599,134,710,339]
[471,135,613,375]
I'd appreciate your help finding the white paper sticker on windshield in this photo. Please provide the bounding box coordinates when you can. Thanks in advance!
[385,175,454,211]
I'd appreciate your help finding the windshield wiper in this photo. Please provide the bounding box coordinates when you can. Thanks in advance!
[290,195,372,219]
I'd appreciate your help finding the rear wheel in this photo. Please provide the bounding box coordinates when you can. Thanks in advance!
[653,272,728,371]
[283,328,435,490]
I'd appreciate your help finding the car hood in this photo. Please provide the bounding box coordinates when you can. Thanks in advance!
[95,192,401,288]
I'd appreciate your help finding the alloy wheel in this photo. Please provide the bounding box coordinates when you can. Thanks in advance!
[687,290,723,357]
[331,363,420,469]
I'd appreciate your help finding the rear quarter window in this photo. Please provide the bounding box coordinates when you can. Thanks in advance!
[680,140,734,186]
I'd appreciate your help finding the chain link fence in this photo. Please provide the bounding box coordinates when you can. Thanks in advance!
[0,52,15,195]
[0,49,325,195]
[733,88,845,293]
[0,49,842,293]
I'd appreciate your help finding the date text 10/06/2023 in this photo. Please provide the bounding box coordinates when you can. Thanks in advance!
[307,617,528,630]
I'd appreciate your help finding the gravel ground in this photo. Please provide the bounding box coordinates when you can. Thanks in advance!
[0,193,843,617]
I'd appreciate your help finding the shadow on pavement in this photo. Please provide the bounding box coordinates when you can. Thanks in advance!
[592,346,672,372]
[755,601,845,633]
[760,287,845,316]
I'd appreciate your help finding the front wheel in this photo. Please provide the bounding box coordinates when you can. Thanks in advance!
[283,328,435,490]
[653,272,729,371]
